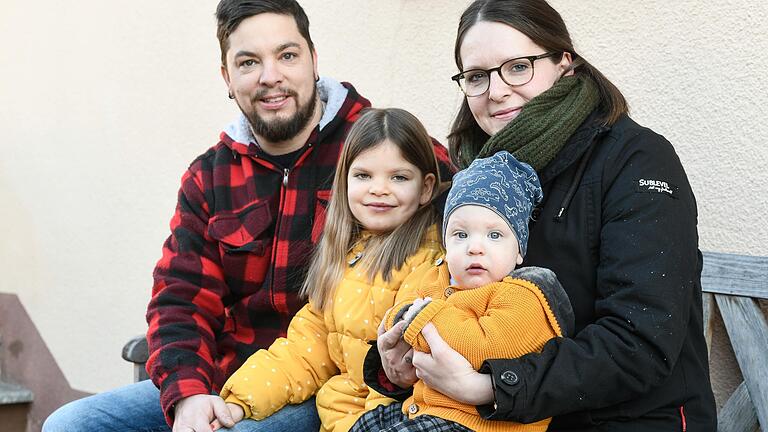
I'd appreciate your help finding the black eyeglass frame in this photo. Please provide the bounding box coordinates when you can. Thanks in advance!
[451,51,561,97]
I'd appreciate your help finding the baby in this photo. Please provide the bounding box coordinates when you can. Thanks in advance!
[352,151,574,432]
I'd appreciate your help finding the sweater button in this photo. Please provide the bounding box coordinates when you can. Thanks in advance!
[408,403,419,414]
[500,370,519,386]
[444,287,455,297]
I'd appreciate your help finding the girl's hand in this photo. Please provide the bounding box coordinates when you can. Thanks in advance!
[377,319,418,388]
[210,402,244,431]
[412,323,494,405]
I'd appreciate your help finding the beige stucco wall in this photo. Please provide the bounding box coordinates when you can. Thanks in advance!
[1,0,766,404]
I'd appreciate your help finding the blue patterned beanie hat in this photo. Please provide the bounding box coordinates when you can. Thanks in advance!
[443,151,543,256]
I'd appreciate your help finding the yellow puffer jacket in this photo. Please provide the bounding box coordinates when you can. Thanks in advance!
[220,226,443,432]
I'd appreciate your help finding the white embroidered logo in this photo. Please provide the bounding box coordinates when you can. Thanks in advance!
[638,178,675,197]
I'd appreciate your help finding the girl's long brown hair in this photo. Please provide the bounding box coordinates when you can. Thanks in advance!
[301,108,441,311]
[448,0,628,166]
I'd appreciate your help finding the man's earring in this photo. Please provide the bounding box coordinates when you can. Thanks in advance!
[228,91,235,99]
[315,75,320,83]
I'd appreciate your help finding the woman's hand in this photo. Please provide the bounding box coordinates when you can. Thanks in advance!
[412,323,494,405]
[377,319,418,388]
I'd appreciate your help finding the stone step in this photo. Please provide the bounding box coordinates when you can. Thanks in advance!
[0,381,34,405]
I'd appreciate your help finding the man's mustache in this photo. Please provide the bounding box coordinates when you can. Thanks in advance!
[252,87,297,102]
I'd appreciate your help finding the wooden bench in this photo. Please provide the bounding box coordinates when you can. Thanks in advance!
[701,251,767,432]
[122,335,149,382]
[123,251,768,431]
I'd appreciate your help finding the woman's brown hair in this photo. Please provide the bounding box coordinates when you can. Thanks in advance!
[448,0,628,166]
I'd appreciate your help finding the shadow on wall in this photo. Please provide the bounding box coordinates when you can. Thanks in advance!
[0,293,90,432]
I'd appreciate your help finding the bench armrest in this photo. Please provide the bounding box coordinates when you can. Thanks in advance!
[122,335,149,382]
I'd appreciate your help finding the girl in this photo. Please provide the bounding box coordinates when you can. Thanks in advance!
[369,1,716,431]
[216,108,446,432]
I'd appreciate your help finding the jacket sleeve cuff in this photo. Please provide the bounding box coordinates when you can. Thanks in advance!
[384,301,413,331]
[476,360,499,420]
[402,300,445,348]
[362,341,413,401]
[480,338,566,423]
[476,361,500,419]
[224,394,253,419]
[477,359,527,420]
[158,374,212,426]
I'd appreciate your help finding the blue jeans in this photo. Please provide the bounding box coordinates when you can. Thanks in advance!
[43,379,320,432]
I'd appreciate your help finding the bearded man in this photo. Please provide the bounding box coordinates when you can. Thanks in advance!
[45,1,451,432]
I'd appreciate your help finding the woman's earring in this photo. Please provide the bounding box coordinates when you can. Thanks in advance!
[228,91,235,99]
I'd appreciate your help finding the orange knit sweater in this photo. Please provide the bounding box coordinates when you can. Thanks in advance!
[384,261,566,432]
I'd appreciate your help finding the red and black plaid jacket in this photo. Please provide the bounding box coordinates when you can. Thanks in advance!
[146,81,453,424]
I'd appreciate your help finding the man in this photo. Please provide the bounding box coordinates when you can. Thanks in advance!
[43,1,451,431]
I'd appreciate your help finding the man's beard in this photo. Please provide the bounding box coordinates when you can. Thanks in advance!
[244,85,318,143]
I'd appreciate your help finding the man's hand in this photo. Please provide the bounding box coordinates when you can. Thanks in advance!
[412,323,494,405]
[377,320,418,388]
[172,394,235,432]
[211,403,245,431]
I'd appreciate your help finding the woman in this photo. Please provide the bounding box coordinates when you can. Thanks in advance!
[366,1,717,430]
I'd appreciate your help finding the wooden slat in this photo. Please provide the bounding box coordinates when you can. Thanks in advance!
[716,294,768,431]
[717,381,759,432]
[702,252,768,299]
[702,292,714,354]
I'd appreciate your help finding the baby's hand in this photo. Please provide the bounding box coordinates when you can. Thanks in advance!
[211,403,245,430]
[402,297,432,326]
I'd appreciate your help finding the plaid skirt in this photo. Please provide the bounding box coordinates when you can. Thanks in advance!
[350,402,474,432]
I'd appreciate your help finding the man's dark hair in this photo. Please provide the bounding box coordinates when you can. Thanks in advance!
[216,0,315,66]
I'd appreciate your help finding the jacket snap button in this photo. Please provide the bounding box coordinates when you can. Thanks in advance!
[500,370,519,386]
[435,257,444,266]
[408,403,419,414]
[444,287,455,297]
[348,252,363,266]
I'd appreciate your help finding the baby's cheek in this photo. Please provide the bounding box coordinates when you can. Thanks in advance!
[444,250,458,270]
[448,267,466,287]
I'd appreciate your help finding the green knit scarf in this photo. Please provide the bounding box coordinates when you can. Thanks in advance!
[462,74,600,171]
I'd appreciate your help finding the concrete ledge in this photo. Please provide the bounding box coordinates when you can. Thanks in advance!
[0,293,90,431]
[0,381,34,405]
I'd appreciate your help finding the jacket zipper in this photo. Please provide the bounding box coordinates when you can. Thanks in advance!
[241,153,295,313]
[231,129,322,312]
[267,146,314,313]
[553,126,607,223]
[270,167,289,313]
[553,143,594,222]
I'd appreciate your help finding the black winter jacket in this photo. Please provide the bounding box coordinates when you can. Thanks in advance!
[476,112,716,431]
